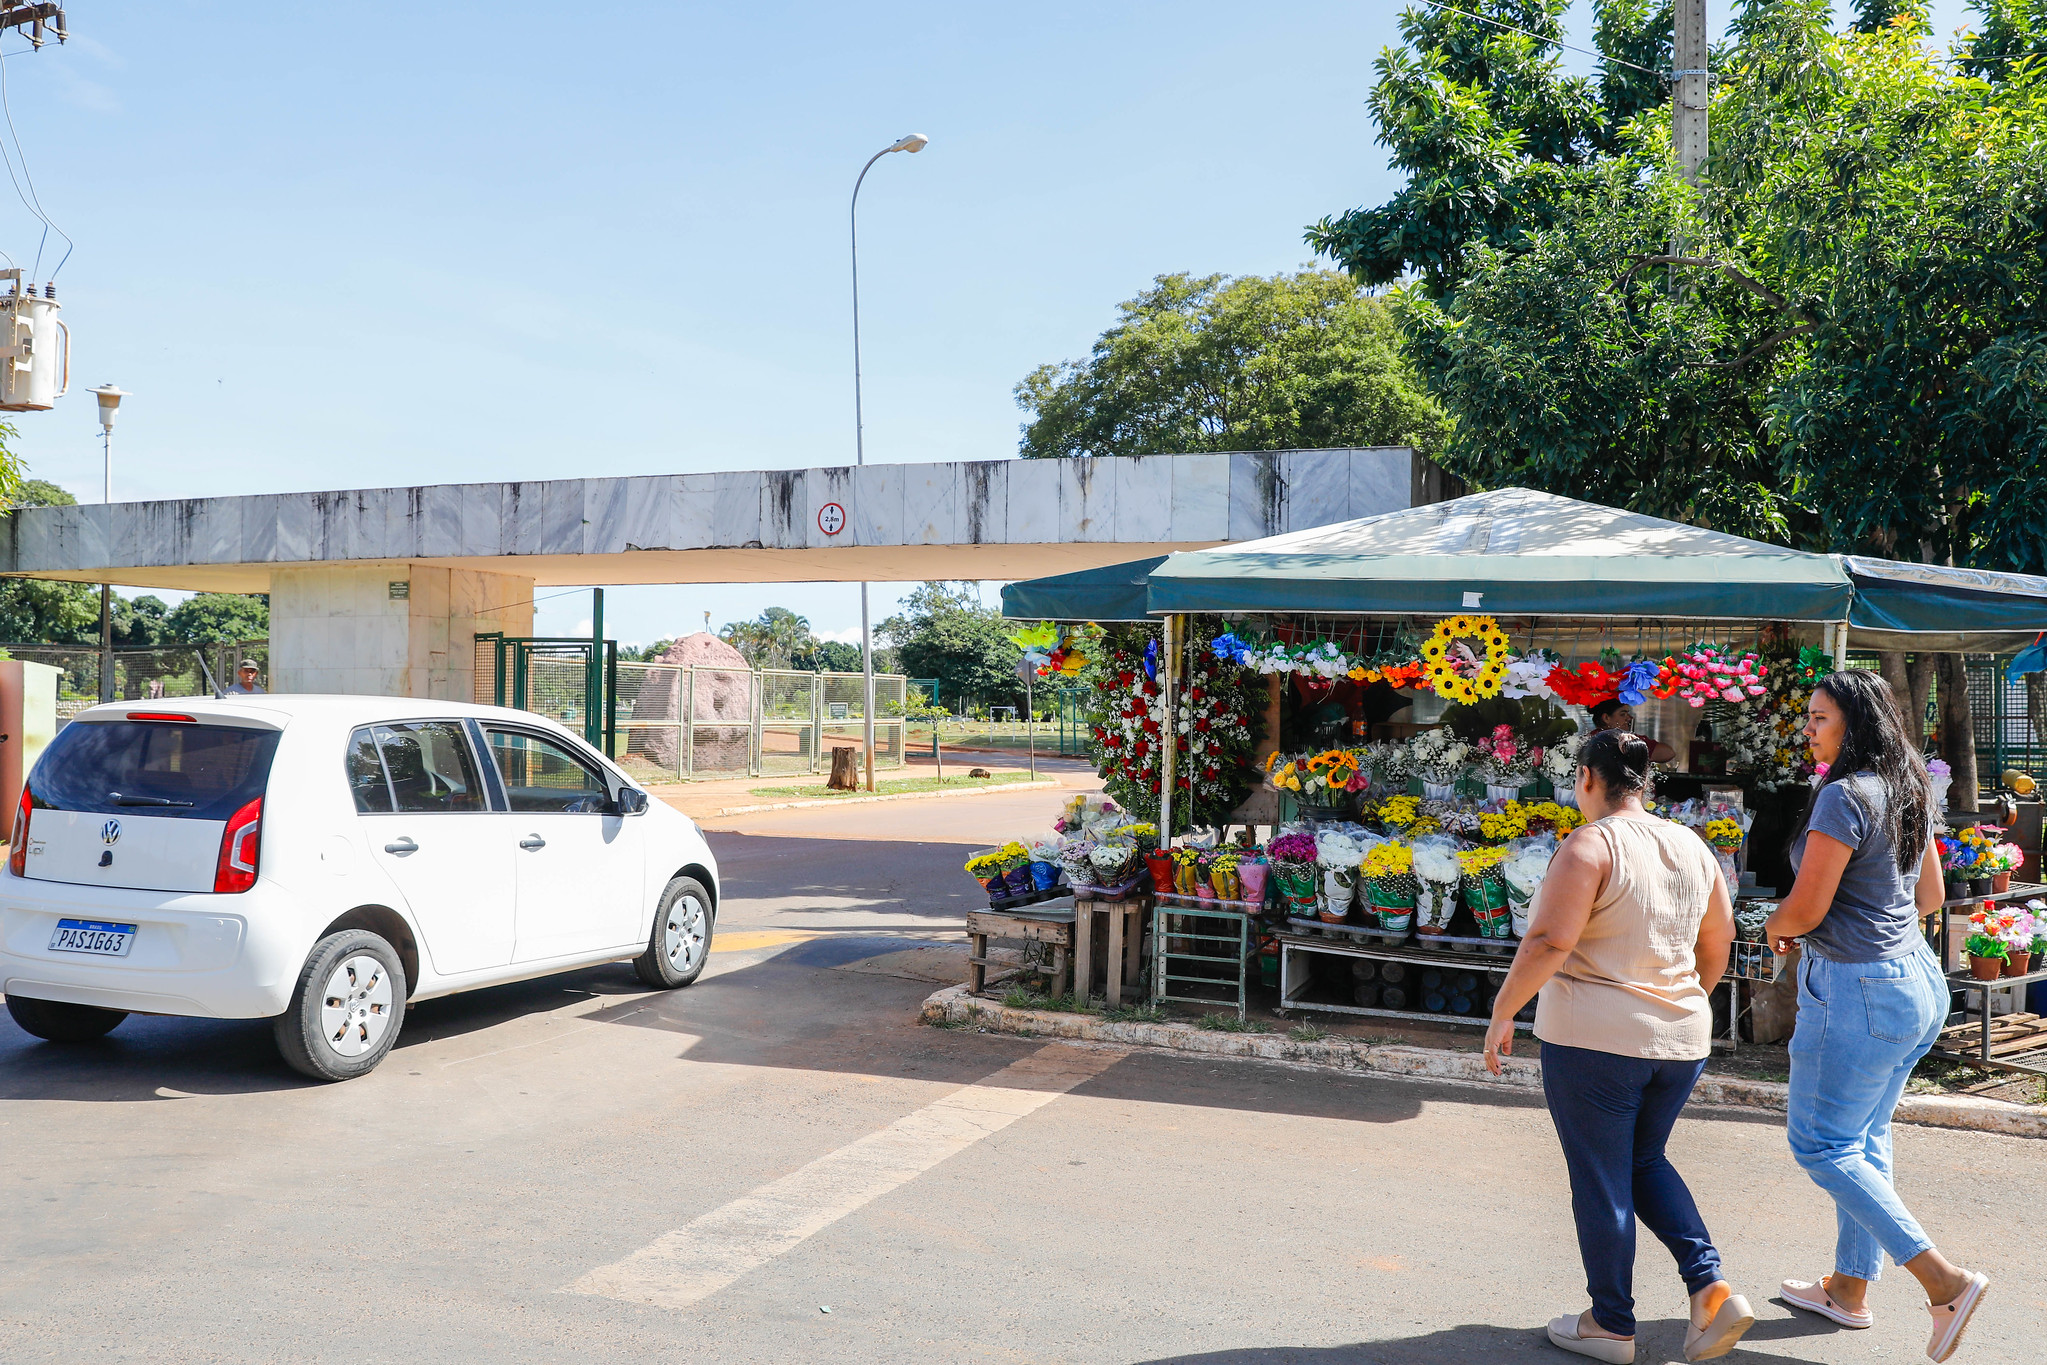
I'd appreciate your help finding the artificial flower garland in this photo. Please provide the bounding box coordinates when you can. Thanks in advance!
[1420,614,1512,703]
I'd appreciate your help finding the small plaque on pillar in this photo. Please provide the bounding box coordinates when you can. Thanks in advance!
[388,581,410,600]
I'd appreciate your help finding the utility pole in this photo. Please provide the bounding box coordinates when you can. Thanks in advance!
[91,385,124,702]
[1673,0,1708,182]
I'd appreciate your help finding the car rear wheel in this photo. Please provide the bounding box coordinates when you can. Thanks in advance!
[274,929,407,1082]
[634,875,713,988]
[5,995,128,1042]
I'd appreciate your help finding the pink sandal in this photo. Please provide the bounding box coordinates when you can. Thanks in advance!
[1779,1277,1872,1329]
[1926,1270,1988,1363]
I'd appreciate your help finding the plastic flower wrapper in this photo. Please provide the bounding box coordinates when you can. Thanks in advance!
[1503,835,1558,936]
[1027,838,1063,864]
[1376,794,1423,835]
[1266,831,1318,867]
[1410,834,1462,932]
[1058,837,1098,887]
[1360,839,1420,928]
[1365,739,1413,790]
[1703,819,1744,853]
[1088,842,1136,883]
[1315,828,1368,906]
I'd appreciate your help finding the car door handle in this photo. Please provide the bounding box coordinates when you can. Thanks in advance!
[519,835,547,850]
[384,836,418,855]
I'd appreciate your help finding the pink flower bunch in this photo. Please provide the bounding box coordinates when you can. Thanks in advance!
[1668,645,1768,708]
[1487,723,1520,763]
[1268,832,1318,866]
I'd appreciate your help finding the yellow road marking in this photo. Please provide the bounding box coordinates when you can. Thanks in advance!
[709,929,823,954]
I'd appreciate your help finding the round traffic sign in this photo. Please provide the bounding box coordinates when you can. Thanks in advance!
[818,502,846,536]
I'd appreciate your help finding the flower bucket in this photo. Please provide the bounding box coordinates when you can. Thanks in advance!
[1421,780,1458,802]
[1507,887,1535,938]
[1969,954,2006,982]
[1030,860,1060,891]
[1145,851,1174,895]
[1993,871,2013,894]
[1944,879,1968,903]
[1484,783,1522,804]
[1273,864,1319,918]
[1415,880,1458,935]
[1239,861,1269,908]
[1298,799,1352,825]
[2005,950,2033,977]
[1462,872,1512,939]
[1258,953,1280,988]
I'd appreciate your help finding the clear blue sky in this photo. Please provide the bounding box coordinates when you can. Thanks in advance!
[0,0,1977,648]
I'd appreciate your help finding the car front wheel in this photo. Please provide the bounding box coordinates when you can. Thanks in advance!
[634,875,713,988]
[6,995,128,1042]
[274,929,407,1082]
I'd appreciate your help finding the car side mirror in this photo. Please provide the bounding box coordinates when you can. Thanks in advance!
[614,787,649,816]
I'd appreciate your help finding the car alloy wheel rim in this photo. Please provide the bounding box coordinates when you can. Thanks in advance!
[321,954,393,1057]
[664,894,706,973]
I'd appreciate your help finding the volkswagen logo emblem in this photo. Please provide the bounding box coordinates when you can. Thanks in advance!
[101,819,121,846]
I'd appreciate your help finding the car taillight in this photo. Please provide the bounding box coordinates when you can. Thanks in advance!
[214,795,262,894]
[8,783,29,877]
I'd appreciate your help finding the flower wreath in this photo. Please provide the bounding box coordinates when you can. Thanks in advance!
[1419,614,1511,703]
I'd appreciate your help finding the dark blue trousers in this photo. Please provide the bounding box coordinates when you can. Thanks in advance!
[1540,1041,1724,1336]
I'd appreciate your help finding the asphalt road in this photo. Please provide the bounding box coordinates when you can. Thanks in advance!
[2,780,2041,1363]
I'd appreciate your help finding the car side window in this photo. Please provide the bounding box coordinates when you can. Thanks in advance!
[483,728,613,814]
[373,722,487,814]
[346,727,394,814]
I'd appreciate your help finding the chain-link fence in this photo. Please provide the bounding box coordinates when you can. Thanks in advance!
[5,641,271,723]
[611,663,905,783]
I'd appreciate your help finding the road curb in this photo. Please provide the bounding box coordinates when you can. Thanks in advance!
[703,779,1063,818]
[919,985,2047,1140]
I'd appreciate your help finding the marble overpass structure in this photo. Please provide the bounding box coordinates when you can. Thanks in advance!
[0,448,1421,698]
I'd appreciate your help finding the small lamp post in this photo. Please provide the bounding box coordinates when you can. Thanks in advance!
[88,385,125,702]
[851,133,928,791]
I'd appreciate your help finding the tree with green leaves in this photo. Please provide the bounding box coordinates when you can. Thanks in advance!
[876,582,1023,712]
[719,607,815,669]
[164,593,269,644]
[1015,269,1448,458]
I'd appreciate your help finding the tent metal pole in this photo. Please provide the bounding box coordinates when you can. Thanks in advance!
[1832,620,1849,671]
[1159,615,1182,846]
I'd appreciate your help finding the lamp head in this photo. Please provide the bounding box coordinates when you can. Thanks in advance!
[90,384,127,432]
[887,133,929,154]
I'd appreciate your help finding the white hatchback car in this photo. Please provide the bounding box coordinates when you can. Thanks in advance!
[0,696,718,1080]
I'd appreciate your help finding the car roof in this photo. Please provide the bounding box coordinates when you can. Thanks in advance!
[69,695,572,731]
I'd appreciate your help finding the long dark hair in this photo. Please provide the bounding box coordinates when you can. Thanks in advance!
[1803,669,1934,876]
[1579,727,1651,797]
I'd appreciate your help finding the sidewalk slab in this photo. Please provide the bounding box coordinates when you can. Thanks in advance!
[920,985,2047,1140]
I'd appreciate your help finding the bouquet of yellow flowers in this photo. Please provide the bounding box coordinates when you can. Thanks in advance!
[1457,845,1513,939]
[1361,840,1418,932]
[1704,818,1744,853]
[1377,794,1424,834]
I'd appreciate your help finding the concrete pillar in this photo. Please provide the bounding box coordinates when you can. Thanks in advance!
[268,563,535,699]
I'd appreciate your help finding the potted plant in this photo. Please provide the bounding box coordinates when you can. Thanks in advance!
[995,841,1033,896]
[2000,906,2039,976]
[1411,836,1462,935]
[1209,849,1243,902]
[1965,909,2010,981]
[1268,832,1321,919]
[1027,839,1063,891]
[1168,845,1204,897]
[1144,847,1173,895]
[1362,840,1418,934]
[1194,850,1217,900]
[1407,729,1472,802]
[1989,840,2023,895]
[1060,837,1099,889]
[1458,845,1512,939]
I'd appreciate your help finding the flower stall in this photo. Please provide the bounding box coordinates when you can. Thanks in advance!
[991,486,2047,1049]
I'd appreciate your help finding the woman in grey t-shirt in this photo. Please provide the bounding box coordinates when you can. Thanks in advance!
[1764,670,1987,1360]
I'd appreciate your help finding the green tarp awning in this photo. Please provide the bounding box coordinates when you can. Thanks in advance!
[1000,487,2047,645]
[999,555,1164,623]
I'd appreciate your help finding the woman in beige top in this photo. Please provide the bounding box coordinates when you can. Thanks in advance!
[1483,729,1748,1364]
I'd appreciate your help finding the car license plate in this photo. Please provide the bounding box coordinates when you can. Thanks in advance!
[48,918,138,957]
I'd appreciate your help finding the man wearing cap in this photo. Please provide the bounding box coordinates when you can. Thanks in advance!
[227,660,266,695]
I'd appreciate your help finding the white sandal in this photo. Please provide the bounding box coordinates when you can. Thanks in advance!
[1546,1312,1635,1363]
[1780,1276,1872,1329]
[1684,1292,1755,1361]
[1926,1270,1988,1363]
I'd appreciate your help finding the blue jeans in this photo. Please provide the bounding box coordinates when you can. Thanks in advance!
[1541,1042,1723,1336]
[1787,945,1947,1280]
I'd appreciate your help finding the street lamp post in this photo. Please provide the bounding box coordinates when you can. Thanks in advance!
[90,384,126,703]
[850,132,927,792]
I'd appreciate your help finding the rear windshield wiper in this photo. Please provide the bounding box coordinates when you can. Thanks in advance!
[110,793,196,807]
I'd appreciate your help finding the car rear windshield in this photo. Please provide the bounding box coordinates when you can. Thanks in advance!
[31,721,281,820]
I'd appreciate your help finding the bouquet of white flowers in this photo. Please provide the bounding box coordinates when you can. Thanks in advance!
[1503,836,1559,936]
[1407,729,1472,797]
[1411,834,1463,933]
[1542,732,1587,805]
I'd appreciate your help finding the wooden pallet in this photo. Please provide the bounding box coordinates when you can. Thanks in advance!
[1938,1011,2047,1058]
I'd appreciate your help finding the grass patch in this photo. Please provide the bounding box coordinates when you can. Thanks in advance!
[1196,1013,1268,1033]
[1288,1023,1330,1042]
[928,1015,973,1030]
[748,771,1035,801]
[1001,989,1098,1014]
[1103,1004,1167,1024]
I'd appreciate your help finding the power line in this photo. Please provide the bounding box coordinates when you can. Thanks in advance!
[0,36,69,278]
[1402,0,1669,79]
